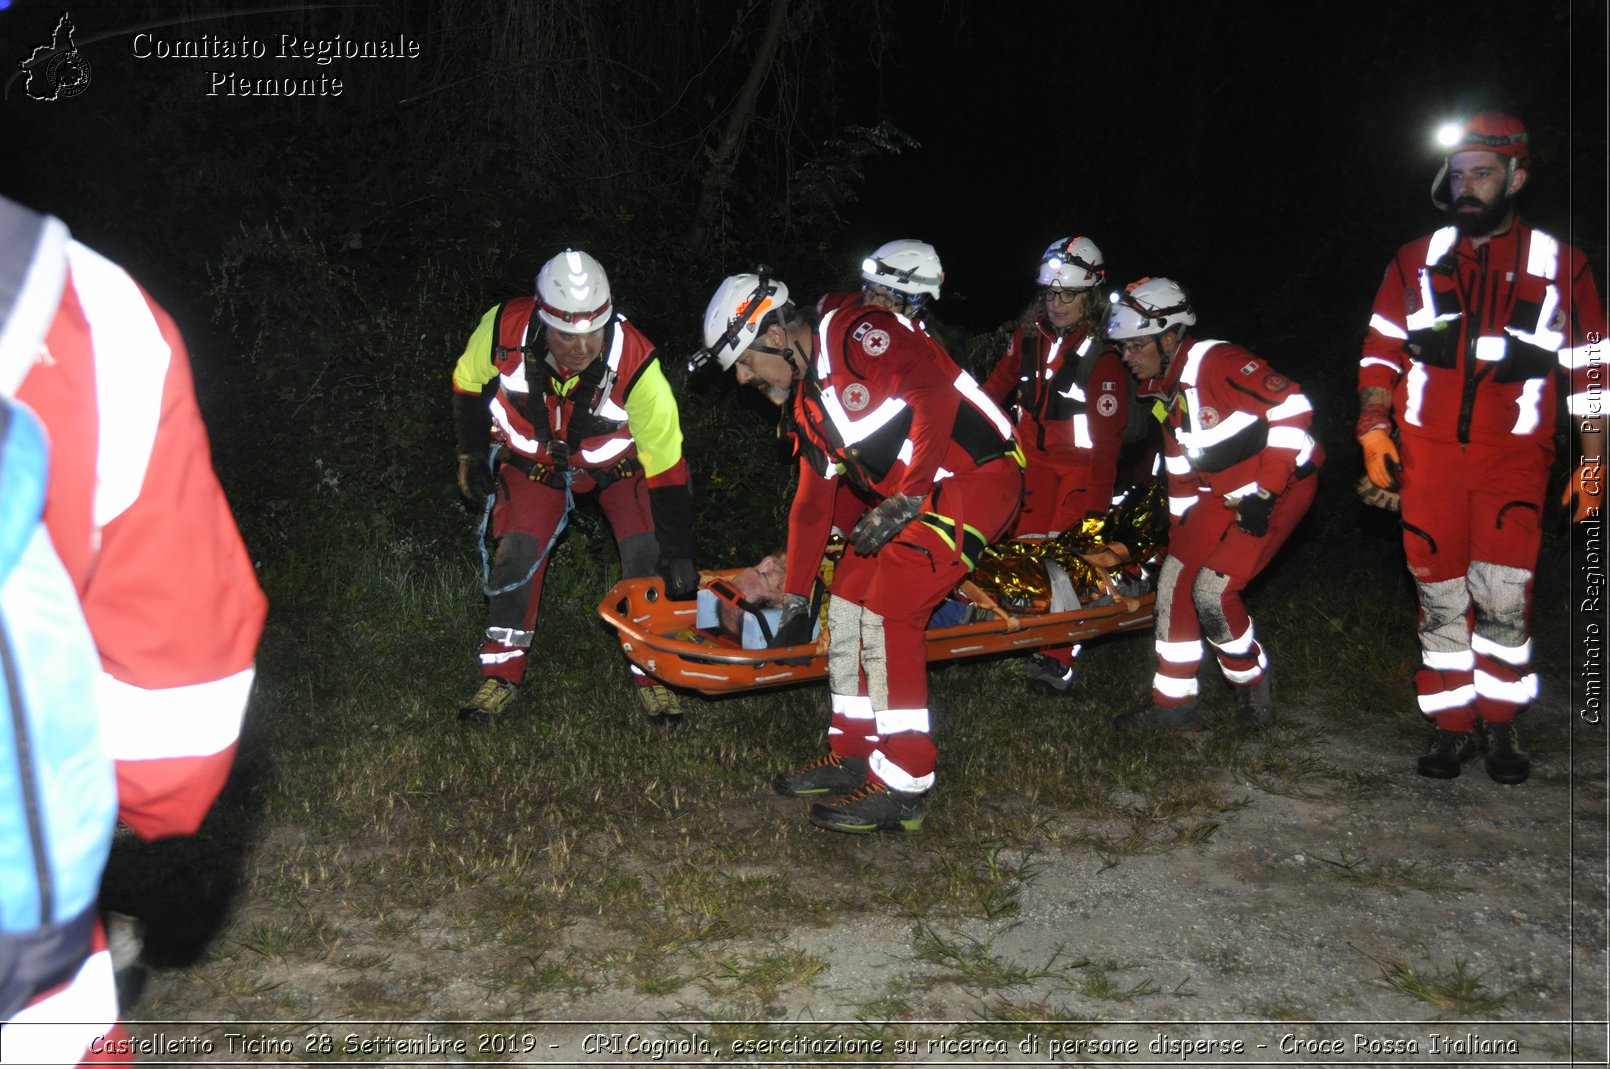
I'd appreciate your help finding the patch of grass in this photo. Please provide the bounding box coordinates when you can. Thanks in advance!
[233,913,339,962]
[1230,738,1337,797]
[1076,961,1165,1003]
[1312,852,1459,895]
[911,924,1084,990]
[700,945,828,1005]
[1354,945,1512,1013]
[509,947,596,996]
[869,845,1032,920]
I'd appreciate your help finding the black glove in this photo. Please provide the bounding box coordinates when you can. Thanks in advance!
[849,494,925,555]
[1235,489,1276,537]
[457,453,496,512]
[770,592,814,647]
[660,557,698,601]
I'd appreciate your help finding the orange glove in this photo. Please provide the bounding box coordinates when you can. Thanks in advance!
[1359,428,1401,491]
[1562,459,1603,524]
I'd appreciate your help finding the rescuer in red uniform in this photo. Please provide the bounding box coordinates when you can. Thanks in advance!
[1358,112,1606,783]
[698,270,1023,833]
[981,236,1133,694]
[452,250,698,723]
[1109,278,1322,731]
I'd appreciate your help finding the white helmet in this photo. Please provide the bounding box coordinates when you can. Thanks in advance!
[1036,235,1105,290]
[860,239,943,301]
[535,249,612,333]
[1105,277,1197,339]
[699,271,791,370]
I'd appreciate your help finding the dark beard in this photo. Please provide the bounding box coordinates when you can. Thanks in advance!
[1449,193,1512,237]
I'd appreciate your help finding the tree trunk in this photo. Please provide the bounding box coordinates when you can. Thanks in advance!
[687,0,791,246]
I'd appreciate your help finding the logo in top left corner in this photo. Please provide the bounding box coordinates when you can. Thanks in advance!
[18,12,92,101]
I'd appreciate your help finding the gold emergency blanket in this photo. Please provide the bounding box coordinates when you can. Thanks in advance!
[969,480,1167,615]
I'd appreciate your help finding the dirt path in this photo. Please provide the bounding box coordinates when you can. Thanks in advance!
[127,693,1607,1066]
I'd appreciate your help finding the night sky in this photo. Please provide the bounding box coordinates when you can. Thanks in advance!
[834,2,1603,335]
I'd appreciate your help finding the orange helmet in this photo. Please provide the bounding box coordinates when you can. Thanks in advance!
[1431,111,1528,209]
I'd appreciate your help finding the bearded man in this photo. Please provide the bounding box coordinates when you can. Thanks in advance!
[1357,112,1606,783]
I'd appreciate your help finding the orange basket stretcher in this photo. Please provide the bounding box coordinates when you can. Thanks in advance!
[597,570,1155,696]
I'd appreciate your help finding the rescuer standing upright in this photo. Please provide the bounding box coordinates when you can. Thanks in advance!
[452,250,698,723]
[698,270,1023,833]
[1358,112,1606,783]
[1110,277,1322,731]
[981,236,1136,695]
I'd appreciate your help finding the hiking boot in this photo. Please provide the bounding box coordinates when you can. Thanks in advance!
[635,682,685,725]
[772,753,868,798]
[1416,727,1479,779]
[458,677,517,722]
[808,780,924,834]
[1024,653,1078,696]
[1235,673,1273,726]
[1482,719,1530,785]
[1114,702,1205,733]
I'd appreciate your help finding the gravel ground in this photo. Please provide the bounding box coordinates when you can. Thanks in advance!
[126,691,1607,1066]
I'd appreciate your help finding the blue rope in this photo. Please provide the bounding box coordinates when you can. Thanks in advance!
[476,445,576,598]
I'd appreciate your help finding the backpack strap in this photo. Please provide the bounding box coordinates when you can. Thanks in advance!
[1015,328,1040,418]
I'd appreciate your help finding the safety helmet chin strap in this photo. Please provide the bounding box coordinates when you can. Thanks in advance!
[749,333,807,380]
[1156,325,1190,377]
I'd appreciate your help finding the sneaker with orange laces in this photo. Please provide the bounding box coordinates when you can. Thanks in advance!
[771,753,868,798]
[808,780,924,834]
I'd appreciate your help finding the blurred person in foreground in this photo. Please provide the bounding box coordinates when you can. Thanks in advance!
[0,194,267,1063]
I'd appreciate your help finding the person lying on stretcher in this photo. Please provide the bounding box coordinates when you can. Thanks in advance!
[697,480,1166,649]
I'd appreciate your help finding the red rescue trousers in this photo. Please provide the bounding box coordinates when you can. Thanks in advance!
[479,464,656,684]
[1398,434,1550,729]
[822,457,1023,791]
[1150,471,1318,709]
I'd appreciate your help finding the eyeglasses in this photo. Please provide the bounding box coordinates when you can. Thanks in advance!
[1039,287,1085,306]
[863,283,926,310]
[1117,338,1155,356]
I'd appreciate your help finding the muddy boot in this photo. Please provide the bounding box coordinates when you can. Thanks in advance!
[459,677,517,723]
[808,780,924,834]
[772,753,868,798]
[1416,727,1478,779]
[1482,719,1530,785]
[1235,673,1273,726]
[1114,701,1205,733]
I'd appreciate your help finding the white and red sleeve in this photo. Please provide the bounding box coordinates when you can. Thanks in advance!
[19,241,267,840]
[1359,245,1418,395]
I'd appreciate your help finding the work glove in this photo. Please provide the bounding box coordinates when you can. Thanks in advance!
[1358,429,1401,492]
[849,494,925,555]
[1563,459,1603,524]
[659,557,699,601]
[1354,474,1401,512]
[1234,489,1276,537]
[1356,403,1401,492]
[770,592,814,648]
[456,452,496,512]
